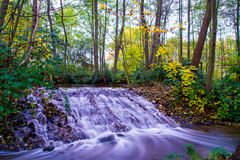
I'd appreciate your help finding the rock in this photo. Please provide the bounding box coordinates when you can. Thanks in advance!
[228,145,240,160]
[98,134,115,143]
[43,145,55,152]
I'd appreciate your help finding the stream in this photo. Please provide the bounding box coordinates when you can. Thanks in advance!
[0,87,239,160]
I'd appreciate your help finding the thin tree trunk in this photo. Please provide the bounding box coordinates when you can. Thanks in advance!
[90,0,94,73]
[191,0,212,68]
[8,0,23,48]
[4,0,24,67]
[93,0,98,72]
[113,0,119,73]
[60,0,68,65]
[206,0,218,91]
[47,0,57,57]
[99,17,102,71]
[102,1,107,71]
[191,5,195,51]
[236,0,240,56]
[187,0,191,60]
[114,0,126,73]
[220,36,224,79]
[20,0,41,66]
[0,0,9,33]
[122,34,130,85]
[150,0,162,65]
[140,0,149,68]
[179,0,183,64]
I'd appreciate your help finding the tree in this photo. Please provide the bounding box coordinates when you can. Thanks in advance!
[93,0,99,73]
[187,0,191,60]
[101,1,108,71]
[60,0,68,65]
[206,0,218,91]
[21,0,42,66]
[150,0,162,65]
[140,0,149,68]
[236,0,240,55]
[47,0,57,57]
[191,0,212,68]
[113,0,119,73]
[0,0,9,33]
[179,0,183,64]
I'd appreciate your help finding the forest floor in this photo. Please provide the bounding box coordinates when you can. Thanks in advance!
[129,82,240,127]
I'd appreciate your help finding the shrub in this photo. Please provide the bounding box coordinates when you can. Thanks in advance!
[131,65,166,84]
[163,62,207,113]
[0,61,54,119]
[211,77,240,122]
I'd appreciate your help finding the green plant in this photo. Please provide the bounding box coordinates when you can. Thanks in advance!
[208,147,231,160]
[163,62,207,112]
[131,65,166,84]
[186,144,200,160]
[211,77,240,122]
[164,153,182,160]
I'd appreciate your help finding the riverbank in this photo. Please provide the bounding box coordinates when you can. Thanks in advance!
[129,82,240,127]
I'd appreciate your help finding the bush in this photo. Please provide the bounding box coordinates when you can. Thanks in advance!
[131,66,166,84]
[164,144,231,160]
[0,61,54,119]
[210,77,240,122]
[163,62,207,113]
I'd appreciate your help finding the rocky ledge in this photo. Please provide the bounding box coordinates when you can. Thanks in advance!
[0,88,86,151]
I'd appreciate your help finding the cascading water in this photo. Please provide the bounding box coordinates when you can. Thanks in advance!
[0,87,239,160]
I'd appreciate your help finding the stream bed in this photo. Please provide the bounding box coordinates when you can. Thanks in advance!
[0,87,239,160]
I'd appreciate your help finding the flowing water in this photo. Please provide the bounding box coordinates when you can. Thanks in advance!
[0,87,239,160]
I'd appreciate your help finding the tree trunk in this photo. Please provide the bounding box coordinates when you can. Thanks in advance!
[47,0,57,57]
[179,0,183,64]
[113,0,119,73]
[8,0,23,48]
[191,0,212,68]
[60,0,68,65]
[236,0,240,56]
[206,0,218,91]
[150,0,162,65]
[93,0,98,72]
[4,0,24,67]
[20,0,41,66]
[114,0,126,73]
[187,0,191,60]
[140,0,149,68]
[122,34,130,85]
[0,0,9,33]
[101,1,108,71]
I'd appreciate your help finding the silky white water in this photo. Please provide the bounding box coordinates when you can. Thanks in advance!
[0,87,239,160]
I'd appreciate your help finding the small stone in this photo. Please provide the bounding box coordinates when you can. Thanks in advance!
[43,145,55,152]
[98,134,115,143]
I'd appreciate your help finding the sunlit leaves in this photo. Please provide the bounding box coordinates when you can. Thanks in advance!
[100,3,107,10]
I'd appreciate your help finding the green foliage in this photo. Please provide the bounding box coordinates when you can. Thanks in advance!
[208,147,231,160]
[55,64,93,84]
[210,77,240,122]
[0,61,55,119]
[131,66,166,84]
[163,62,207,113]
[186,144,200,160]
[63,94,70,112]
[110,71,127,84]
[163,153,182,160]
[163,145,231,160]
